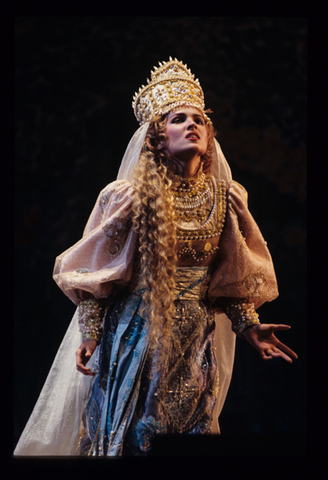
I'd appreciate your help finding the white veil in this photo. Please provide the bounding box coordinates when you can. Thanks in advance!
[14,120,235,456]
[14,310,97,455]
[117,122,232,183]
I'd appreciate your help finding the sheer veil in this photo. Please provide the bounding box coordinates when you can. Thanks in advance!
[117,122,232,183]
[14,121,235,456]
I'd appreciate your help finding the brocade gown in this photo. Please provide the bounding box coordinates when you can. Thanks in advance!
[14,175,278,456]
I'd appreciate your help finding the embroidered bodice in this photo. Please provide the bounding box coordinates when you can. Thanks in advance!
[53,178,278,312]
[172,172,227,267]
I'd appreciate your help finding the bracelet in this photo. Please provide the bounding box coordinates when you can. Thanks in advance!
[78,299,104,343]
[225,300,260,336]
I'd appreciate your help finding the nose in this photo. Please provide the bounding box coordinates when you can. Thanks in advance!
[187,119,197,130]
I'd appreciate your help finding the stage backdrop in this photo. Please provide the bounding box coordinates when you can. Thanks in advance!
[15,17,306,453]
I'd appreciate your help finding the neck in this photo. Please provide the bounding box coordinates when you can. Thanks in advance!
[172,155,202,178]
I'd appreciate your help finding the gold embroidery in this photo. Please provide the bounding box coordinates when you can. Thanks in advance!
[225,300,260,336]
[156,268,217,433]
[243,267,266,298]
[158,357,203,431]
[173,266,210,301]
[176,181,227,262]
[178,240,219,263]
[102,216,131,257]
[157,301,206,432]
[175,207,212,224]
[172,171,213,224]
[176,180,227,240]
[78,299,104,342]
[211,368,220,398]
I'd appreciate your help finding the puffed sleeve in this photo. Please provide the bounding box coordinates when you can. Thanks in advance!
[208,181,279,332]
[53,179,137,305]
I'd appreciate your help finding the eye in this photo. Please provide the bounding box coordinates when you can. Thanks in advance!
[171,116,183,123]
[195,117,205,125]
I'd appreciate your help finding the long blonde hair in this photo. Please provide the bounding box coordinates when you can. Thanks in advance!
[131,110,216,369]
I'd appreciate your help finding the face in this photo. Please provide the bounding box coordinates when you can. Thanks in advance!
[162,107,208,164]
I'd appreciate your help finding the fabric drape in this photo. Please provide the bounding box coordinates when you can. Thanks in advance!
[14,176,278,456]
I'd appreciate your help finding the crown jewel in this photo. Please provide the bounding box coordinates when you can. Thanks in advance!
[132,57,206,125]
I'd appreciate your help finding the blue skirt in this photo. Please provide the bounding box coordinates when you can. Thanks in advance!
[79,288,219,456]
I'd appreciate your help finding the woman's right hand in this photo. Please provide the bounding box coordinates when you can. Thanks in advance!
[76,339,98,375]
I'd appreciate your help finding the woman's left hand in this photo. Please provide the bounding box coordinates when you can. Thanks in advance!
[243,324,298,363]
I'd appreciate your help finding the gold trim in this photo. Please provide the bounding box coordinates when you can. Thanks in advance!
[176,181,227,240]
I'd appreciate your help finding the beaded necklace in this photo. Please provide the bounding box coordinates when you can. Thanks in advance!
[172,165,214,225]
[172,175,227,263]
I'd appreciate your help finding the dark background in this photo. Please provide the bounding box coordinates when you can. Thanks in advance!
[14,17,307,454]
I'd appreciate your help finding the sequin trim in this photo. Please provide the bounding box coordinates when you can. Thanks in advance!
[243,267,266,299]
[176,180,227,262]
[78,299,104,342]
[225,300,260,336]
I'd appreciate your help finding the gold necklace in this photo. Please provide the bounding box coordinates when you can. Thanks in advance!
[172,169,213,223]
[173,163,204,190]
[175,181,227,263]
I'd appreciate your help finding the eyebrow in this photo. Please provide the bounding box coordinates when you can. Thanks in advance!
[169,112,204,119]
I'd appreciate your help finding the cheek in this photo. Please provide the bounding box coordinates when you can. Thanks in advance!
[202,131,209,150]
[164,126,180,146]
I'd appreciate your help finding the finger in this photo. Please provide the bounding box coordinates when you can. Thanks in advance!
[261,348,292,363]
[267,324,292,331]
[76,363,94,376]
[76,346,92,362]
[75,347,84,364]
[270,349,293,363]
[261,353,273,361]
[262,347,287,361]
[77,368,94,376]
[84,349,92,360]
[75,347,94,375]
[260,349,273,361]
[276,341,298,359]
[265,344,295,363]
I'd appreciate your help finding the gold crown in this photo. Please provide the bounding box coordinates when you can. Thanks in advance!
[132,57,206,125]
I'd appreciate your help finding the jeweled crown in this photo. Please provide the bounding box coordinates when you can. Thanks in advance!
[132,57,206,125]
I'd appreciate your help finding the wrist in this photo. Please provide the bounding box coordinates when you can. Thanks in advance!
[225,300,260,337]
[242,323,259,337]
[78,298,104,344]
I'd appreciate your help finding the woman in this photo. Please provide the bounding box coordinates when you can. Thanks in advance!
[14,58,297,456]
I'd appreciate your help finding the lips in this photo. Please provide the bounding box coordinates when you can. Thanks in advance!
[186,132,200,139]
